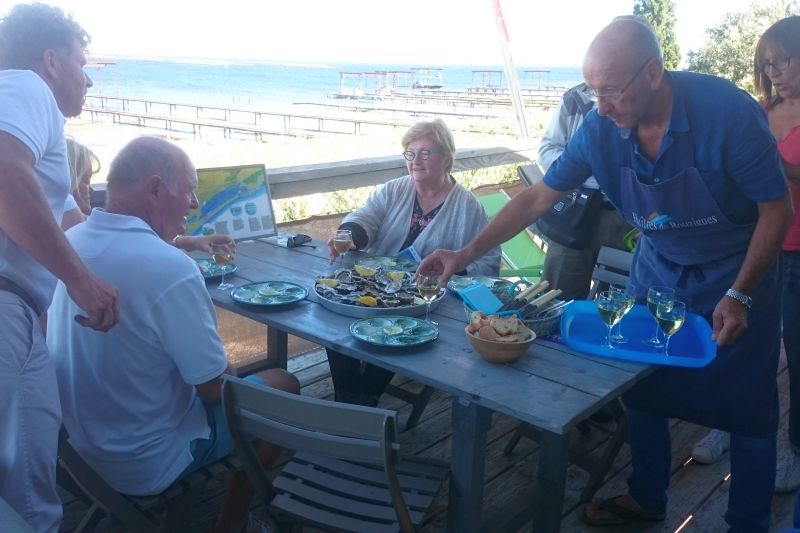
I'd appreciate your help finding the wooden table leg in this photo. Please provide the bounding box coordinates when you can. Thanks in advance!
[531,430,569,532]
[447,397,492,533]
[266,326,288,369]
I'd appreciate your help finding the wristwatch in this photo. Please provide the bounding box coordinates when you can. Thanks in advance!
[725,288,753,310]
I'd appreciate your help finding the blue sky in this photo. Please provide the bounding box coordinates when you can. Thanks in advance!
[0,0,756,67]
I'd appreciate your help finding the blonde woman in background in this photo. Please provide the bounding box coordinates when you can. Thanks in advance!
[61,138,100,229]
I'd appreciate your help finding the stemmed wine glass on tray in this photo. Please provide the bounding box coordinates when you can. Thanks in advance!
[608,283,634,344]
[596,290,624,349]
[645,286,675,348]
[655,300,686,356]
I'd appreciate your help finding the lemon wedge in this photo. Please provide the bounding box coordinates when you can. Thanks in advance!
[354,265,377,277]
[258,287,278,296]
[358,295,378,307]
[316,278,338,288]
[383,325,404,336]
[386,271,405,281]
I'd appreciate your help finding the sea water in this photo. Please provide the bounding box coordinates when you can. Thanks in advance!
[87,59,584,110]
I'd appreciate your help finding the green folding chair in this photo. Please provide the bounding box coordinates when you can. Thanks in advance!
[478,190,546,282]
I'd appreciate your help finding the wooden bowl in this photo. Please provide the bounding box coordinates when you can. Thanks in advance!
[464,325,536,364]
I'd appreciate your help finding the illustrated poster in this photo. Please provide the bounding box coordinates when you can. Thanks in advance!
[187,164,277,241]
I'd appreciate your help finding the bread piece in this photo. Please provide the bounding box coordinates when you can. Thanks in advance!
[489,316,519,336]
[477,325,499,341]
[469,311,487,333]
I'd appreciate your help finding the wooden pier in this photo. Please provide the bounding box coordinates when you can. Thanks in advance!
[82,95,423,141]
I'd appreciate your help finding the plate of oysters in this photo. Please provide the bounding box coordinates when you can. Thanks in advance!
[313,263,445,318]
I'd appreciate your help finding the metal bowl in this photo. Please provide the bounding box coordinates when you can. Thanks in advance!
[314,289,445,318]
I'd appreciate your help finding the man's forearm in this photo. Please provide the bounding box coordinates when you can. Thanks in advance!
[732,194,792,295]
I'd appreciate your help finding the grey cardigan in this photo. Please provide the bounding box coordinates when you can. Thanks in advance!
[342,175,500,276]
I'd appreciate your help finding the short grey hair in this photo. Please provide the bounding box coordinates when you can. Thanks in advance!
[106,136,182,198]
[401,118,456,172]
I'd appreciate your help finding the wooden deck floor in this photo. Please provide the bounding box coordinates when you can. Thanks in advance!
[60,343,797,533]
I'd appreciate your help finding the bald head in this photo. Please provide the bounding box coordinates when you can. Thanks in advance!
[583,18,662,80]
[105,136,198,240]
[106,136,189,198]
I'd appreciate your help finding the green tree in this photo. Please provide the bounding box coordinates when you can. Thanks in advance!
[687,1,798,94]
[634,0,681,69]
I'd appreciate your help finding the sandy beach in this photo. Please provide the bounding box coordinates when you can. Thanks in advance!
[67,102,550,181]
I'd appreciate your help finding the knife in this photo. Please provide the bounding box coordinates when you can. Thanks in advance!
[499,280,549,311]
[517,289,563,318]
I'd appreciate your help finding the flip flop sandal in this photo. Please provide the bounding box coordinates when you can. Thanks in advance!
[582,495,666,526]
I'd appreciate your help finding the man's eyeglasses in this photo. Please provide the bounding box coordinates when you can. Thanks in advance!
[588,60,650,101]
[402,148,441,161]
[757,57,791,74]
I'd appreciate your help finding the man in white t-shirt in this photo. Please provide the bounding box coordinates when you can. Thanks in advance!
[48,136,299,533]
[0,5,120,531]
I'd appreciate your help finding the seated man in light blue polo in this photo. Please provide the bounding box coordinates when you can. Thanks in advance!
[47,136,300,533]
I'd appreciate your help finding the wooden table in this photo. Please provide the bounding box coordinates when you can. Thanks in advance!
[206,239,654,532]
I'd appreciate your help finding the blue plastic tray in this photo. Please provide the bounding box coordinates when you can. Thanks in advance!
[560,300,716,368]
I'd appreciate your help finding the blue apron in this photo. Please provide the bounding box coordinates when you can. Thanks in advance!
[617,138,781,435]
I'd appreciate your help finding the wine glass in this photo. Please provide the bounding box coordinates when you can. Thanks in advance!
[596,290,624,349]
[332,229,353,268]
[415,272,440,323]
[211,243,235,291]
[656,300,686,356]
[645,286,675,348]
[608,283,634,344]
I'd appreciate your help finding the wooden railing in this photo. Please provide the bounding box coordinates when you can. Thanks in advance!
[265,142,540,199]
[91,143,542,206]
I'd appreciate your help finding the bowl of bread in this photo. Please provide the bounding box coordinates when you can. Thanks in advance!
[465,312,536,364]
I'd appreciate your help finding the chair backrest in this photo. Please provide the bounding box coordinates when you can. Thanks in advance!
[517,164,543,187]
[587,246,634,299]
[478,190,546,279]
[221,375,413,530]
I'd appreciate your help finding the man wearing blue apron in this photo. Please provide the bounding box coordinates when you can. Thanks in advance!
[420,18,791,532]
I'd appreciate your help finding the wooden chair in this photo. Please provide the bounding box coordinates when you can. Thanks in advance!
[57,428,240,532]
[221,374,449,533]
[503,246,635,502]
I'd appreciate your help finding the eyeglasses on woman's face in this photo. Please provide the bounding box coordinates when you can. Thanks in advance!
[402,148,442,161]
[757,56,792,75]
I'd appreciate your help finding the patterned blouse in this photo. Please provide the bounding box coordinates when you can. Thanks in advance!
[400,198,444,251]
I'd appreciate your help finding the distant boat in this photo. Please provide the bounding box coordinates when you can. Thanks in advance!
[412,80,443,90]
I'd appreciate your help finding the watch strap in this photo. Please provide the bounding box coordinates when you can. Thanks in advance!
[725,288,753,309]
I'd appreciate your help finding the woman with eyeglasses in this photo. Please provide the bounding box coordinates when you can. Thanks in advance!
[325,118,500,406]
[756,15,800,496]
[695,14,800,506]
